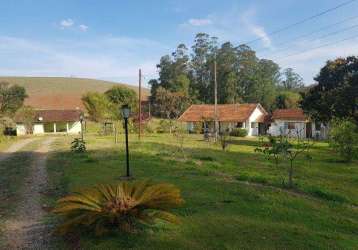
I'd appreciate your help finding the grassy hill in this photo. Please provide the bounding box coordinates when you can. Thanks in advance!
[0,77,149,110]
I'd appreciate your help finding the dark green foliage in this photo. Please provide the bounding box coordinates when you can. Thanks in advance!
[0,81,27,116]
[300,56,358,123]
[329,118,358,162]
[274,91,301,109]
[105,86,138,116]
[149,33,303,114]
[229,128,248,137]
[71,138,86,153]
[305,186,347,203]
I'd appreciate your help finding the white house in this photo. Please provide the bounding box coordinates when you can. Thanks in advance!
[268,109,328,139]
[16,110,83,135]
[178,103,268,136]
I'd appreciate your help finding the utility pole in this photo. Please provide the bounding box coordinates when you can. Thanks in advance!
[138,69,142,140]
[214,58,218,141]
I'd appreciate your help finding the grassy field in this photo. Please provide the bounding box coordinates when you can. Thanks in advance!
[0,77,149,110]
[45,133,358,249]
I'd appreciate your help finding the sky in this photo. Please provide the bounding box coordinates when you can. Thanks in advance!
[1,0,358,87]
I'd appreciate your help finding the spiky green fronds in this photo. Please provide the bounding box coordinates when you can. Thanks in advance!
[53,180,184,235]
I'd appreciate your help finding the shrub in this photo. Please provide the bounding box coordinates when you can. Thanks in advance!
[157,119,172,133]
[53,180,184,235]
[329,118,358,162]
[71,138,86,153]
[230,128,248,137]
[192,122,202,134]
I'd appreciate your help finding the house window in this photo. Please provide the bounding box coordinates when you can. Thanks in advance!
[251,122,257,128]
[288,122,295,130]
[236,122,243,128]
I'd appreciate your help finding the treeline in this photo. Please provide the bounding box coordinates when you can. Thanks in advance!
[149,33,304,117]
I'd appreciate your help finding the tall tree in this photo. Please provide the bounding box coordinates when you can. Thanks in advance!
[105,86,138,115]
[300,56,358,123]
[190,33,218,103]
[0,81,28,116]
[82,92,113,122]
[216,42,240,103]
[280,68,304,90]
[245,59,280,110]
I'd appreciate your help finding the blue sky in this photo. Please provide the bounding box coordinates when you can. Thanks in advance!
[1,0,358,86]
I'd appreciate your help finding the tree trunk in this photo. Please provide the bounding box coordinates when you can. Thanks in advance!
[288,160,293,188]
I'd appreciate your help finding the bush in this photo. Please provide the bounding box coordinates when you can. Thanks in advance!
[71,138,86,153]
[53,180,183,235]
[329,119,358,162]
[230,128,248,137]
[157,119,174,133]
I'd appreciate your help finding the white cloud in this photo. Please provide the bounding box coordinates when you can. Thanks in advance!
[188,18,212,26]
[78,24,88,32]
[241,8,272,48]
[249,25,271,48]
[60,19,74,29]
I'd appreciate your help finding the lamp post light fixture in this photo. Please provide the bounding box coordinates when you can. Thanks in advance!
[121,104,131,177]
[79,114,84,141]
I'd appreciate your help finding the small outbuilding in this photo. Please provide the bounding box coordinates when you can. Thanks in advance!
[178,103,269,136]
[16,109,83,135]
[268,109,328,139]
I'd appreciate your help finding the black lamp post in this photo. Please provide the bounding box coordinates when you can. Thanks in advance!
[79,114,84,141]
[121,104,131,177]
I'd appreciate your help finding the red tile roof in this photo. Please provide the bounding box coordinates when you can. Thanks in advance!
[35,110,82,122]
[272,109,307,121]
[16,109,83,123]
[178,104,267,122]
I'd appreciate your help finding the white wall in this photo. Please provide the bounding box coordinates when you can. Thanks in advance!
[247,107,264,136]
[16,124,26,135]
[33,123,44,134]
[269,120,306,138]
[68,121,82,134]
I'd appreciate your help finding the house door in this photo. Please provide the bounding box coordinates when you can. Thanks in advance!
[258,123,267,135]
[306,122,312,138]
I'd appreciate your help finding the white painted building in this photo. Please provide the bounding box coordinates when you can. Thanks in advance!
[178,103,268,136]
[268,109,328,139]
[15,110,83,136]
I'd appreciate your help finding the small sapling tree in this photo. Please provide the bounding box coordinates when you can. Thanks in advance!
[219,130,230,151]
[329,118,358,162]
[71,138,86,153]
[255,129,313,188]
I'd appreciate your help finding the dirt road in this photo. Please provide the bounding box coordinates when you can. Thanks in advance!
[3,137,55,249]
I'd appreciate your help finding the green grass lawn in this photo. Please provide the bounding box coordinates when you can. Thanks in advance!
[46,133,358,249]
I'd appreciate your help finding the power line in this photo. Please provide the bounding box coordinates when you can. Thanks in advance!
[261,23,358,57]
[256,15,358,53]
[243,0,358,45]
[275,33,358,60]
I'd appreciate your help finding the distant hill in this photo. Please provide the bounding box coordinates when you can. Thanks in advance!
[0,77,149,110]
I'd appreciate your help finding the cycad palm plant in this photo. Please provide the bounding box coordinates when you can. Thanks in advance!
[53,180,184,235]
